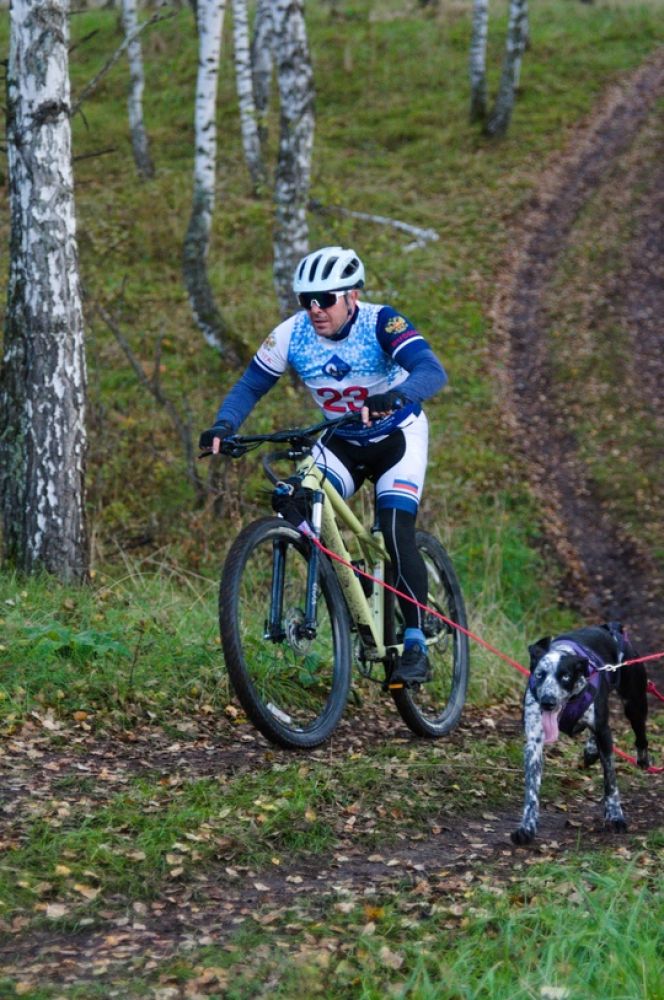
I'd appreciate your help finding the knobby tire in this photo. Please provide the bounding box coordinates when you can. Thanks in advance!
[220,517,352,749]
[388,530,469,737]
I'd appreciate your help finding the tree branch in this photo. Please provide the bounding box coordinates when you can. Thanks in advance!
[309,199,439,251]
[71,9,175,117]
[96,303,207,505]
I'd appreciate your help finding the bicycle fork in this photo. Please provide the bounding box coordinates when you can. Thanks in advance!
[265,490,325,643]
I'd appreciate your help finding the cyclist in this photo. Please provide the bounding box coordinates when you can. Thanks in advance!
[200,246,448,687]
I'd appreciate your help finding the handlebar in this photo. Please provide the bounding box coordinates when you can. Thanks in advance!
[201,412,362,461]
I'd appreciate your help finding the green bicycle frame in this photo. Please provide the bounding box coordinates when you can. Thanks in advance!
[297,457,396,661]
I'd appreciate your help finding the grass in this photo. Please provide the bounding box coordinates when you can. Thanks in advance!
[196,851,664,1000]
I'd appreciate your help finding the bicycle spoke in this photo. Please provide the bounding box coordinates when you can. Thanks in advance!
[220,518,352,749]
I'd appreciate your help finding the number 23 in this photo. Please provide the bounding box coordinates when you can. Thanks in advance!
[317,386,368,412]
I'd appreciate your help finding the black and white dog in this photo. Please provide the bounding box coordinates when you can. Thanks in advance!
[511,622,650,845]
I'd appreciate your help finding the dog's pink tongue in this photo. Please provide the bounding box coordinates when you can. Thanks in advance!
[541,710,560,744]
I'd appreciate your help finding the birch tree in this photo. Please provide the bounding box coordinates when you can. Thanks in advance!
[251,0,274,152]
[469,0,489,122]
[232,0,266,192]
[485,0,528,137]
[120,0,155,180]
[272,0,315,316]
[1,0,88,582]
[183,0,235,356]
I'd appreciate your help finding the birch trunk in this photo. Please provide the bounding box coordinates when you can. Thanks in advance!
[232,0,266,192]
[251,0,274,151]
[183,0,235,356]
[485,0,528,137]
[1,0,88,582]
[513,1,529,89]
[469,0,489,122]
[120,0,155,180]
[272,0,315,316]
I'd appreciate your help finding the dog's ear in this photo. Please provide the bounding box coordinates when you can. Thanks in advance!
[600,621,624,635]
[528,637,551,670]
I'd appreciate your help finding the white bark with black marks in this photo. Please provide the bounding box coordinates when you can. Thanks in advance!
[272,0,315,316]
[469,0,489,122]
[251,0,274,151]
[183,0,236,357]
[486,0,528,137]
[120,0,155,180]
[232,0,266,192]
[1,0,88,582]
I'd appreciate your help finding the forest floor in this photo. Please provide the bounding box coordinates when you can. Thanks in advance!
[2,49,664,996]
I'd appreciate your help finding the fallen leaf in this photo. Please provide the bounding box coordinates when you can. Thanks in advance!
[379,945,404,970]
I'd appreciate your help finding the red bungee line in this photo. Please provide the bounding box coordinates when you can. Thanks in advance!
[305,531,664,774]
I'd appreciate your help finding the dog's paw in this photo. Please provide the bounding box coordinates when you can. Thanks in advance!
[609,818,628,833]
[510,827,535,846]
[636,748,651,770]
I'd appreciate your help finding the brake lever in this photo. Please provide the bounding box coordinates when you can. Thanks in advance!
[197,438,249,460]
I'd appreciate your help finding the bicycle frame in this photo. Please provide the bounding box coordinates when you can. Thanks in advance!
[295,455,396,662]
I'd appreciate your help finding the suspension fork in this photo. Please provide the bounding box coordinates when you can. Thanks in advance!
[265,491,325,642]
[301,490,325,638]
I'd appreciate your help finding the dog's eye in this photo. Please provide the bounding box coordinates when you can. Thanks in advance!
[560,672,570,683]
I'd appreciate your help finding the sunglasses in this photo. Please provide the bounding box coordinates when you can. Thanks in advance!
[298,290,347,310]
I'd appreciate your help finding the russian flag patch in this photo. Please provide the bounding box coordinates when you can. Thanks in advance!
[393,479,419,495]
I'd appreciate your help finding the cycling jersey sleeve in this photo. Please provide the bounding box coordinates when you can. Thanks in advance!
[214,359,279,431]
[376,307,448,403]
[213,318,294,430]
[397,347,447,403]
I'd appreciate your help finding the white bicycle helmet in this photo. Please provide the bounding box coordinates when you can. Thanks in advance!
[293,246,365,293]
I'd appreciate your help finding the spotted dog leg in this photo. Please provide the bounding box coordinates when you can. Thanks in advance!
[511,692,544,845]
[583,734,599,768]
[596,726,627,832]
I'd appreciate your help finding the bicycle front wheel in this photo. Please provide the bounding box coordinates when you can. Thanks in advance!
[220,517,352,749]
[389,530,469,737]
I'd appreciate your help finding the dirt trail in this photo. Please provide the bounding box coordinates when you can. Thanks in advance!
[493,48,664,654]
[1,711,662,988]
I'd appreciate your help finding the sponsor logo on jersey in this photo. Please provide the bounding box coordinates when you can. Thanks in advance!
[321,354,352,382]
[385,315,409,336]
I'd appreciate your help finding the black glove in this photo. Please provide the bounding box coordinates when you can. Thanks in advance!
[199,420,233,451]
[364,390,409,417]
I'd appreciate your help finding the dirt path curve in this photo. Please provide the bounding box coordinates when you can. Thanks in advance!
[492,47,664,655]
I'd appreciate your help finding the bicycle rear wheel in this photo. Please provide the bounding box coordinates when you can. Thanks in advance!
[388,530,469,737]
[220,517,352,749]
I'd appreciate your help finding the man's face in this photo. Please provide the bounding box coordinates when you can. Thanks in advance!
[303,289,357,337]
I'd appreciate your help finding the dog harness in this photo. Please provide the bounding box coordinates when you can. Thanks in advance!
[545,628,624,736]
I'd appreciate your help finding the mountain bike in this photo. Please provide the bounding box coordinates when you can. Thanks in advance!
[217,415,469,749]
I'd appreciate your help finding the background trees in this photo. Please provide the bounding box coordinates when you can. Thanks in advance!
[120,0,155,180]
[182,0,232,356]
[1,0,662,583]
[271,0,315,315]
[1,0,88,583]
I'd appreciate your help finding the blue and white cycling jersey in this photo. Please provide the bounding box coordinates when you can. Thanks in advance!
[215,302,447,443]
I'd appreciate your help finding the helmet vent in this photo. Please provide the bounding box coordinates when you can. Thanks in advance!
[321,256,338,281]
[307,253,323,283]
